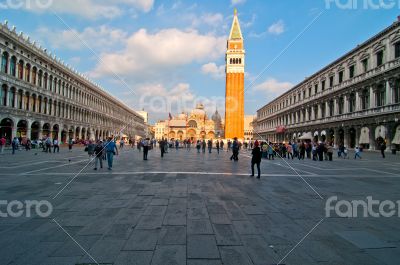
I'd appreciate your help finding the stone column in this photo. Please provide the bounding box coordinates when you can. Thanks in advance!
[386,79,393,105]
[370,86,376,108]
[355,127,361,148]
[369,125,376,150]
[334,98,339,115]
[334,128,340,148]
[343,128,349,148]
[311,106,315,120]
[325,101,330,117]
[343,94,349,114]
[355,91,360,111]
[317,104,322,119]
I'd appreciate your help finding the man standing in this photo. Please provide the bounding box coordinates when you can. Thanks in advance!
[160,138,166,158]
[143,138,150,160]
[11,137,19,155]
[250,140,262,179]
[216,140,220,154]
[94,141,104,170]
[53,138,60,153]
[207,139,213,153]
[380,141,386,158]
[106,137,118,170]
[230,137,239,161]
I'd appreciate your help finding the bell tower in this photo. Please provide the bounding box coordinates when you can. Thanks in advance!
[224,8,245,140]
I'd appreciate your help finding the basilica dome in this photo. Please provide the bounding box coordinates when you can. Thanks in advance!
[191,103,206,118]
[212,110,222,122]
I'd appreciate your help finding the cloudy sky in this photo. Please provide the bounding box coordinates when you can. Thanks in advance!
[2,0,398,122]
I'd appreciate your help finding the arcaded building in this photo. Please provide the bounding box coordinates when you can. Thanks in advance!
[0,21,145,143]
[256,19,400,150]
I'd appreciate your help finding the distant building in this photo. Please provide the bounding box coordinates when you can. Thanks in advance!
[154,103,223,141]
[244,115,255,140]
[137,110,149,124]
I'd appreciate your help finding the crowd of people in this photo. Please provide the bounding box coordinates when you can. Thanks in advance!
[2,133,391,178]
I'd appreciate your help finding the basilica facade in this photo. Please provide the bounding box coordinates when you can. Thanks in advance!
[154,104,223,141]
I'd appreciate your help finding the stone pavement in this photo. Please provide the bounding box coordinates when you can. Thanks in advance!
[0,146,399,264]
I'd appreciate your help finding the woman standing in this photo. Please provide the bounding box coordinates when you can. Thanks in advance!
[250,141,262,179]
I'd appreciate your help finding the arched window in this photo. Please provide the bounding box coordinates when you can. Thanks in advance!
[25,63,31,82]
[17,60,24,79]
[230,58,233,64]
[349,93,356,112]
[32,67,37,85]
[1,52,9,73]
[338,97,344,115]
[1,85,7,106]
[239,58,242,64]
[10,56,16,76]
[38,70,43,87]
[49,75,53,91]
[44,73,48,89]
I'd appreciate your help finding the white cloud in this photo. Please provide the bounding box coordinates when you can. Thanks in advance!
[268,20,285,35]
[254,78,293,95]
[91,28,226,78]
[201,63,225,79]
[36,26,128,51]
[231,0,246,5]
[7,0,154,19]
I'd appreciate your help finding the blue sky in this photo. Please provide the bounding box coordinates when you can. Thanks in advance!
[1,0,399,122]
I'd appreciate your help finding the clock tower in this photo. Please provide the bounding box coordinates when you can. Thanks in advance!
[225,8,245,140]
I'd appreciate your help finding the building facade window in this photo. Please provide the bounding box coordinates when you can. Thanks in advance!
[321,80,326,91]
[376,85,385,107]
[394,80,400,103]
[376,50,384,66]
[349,93,356,112]
[329,75,334,87]
[339,71,344,83]
[1,52,8,73]
[362,58,368,72]
[395,42,400,58]
[349,65,355,78]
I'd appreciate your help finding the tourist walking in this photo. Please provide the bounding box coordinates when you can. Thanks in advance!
[86,141,95,158]
[11,137,19,155]
[227,140,232,152]
[202,140,206,153]
[287,143,293,159]
[94,141,104,170]
[250,140,262,178]
[45,137,52,153]
[143,138,150,160]
[230,137,239,161]
[380,141,386,158]
[220,140,224,151]
[354,146,362,159]
[53,139,60,153]
[216,140,220,154]
[207,139,212,153]
[326,143,333,161]
[0,136,5,154]
[267,144,274,160]
[68,138,73,152]
[160,139,166,158]
[105,137,118,170]
[196,140,201,153]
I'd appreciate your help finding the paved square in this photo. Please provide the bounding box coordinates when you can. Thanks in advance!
[0,147,400,264]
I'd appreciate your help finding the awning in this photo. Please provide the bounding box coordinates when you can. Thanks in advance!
[298,132,313,140]
[375,125,386,139]
[392,126,400,144]
[359,127,370,144]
